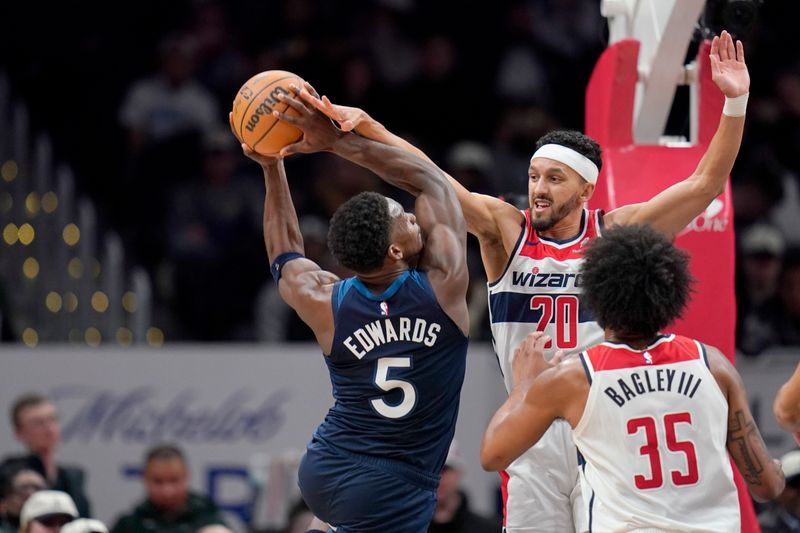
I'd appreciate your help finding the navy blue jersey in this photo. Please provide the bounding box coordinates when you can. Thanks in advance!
[314,269,468,475]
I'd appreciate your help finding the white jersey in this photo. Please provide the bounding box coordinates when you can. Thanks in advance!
[574,334,739,532]
[487,208,605,531]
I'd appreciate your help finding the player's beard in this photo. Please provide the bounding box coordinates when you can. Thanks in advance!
[529,192,582,231]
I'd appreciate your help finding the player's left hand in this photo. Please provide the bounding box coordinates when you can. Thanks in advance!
[511,332,554,387]
[272,90,343,157]
[710,30,750,97]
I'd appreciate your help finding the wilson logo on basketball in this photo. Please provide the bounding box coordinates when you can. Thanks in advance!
[245,86,290,133]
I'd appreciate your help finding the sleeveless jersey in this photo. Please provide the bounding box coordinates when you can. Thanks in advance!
[315,270,468,475]
[488,208,605,392]
[487,208,604,531]
[574,334,739,532]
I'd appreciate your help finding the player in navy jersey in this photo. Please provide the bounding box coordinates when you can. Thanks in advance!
[232,88,469,532]
[480,224,784,531]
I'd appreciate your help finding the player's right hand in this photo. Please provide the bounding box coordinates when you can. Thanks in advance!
[295,82,367,133]
[511,332,552,387]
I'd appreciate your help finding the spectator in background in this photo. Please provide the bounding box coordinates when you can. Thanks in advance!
[0,394,90,517]
[166,129,263,340]
[61,520,108,533]
[759,449,800,533]
[118,33,219,155]
[18,491,78,533]
[117,33,221,270]
[428,442,498,533]
[110,444,226,533]
[736,223,785,355]
[0,465,47,533]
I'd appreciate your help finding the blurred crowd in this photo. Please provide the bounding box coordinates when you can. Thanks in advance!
[0,0,798,352]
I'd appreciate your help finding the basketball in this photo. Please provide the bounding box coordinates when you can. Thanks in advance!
[231,70,305,156]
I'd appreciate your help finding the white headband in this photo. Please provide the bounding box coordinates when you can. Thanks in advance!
[531,144,599,184]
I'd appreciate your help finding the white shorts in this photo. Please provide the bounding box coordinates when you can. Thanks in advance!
[502,419,587,533]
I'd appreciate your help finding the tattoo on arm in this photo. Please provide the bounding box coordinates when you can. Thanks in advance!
[727,410,764,485]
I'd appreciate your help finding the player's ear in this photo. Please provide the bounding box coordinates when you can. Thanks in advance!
[581,182,595,203]
[387,243,403,261]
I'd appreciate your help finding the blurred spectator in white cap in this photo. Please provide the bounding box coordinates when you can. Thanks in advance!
[60,519,107,533]
[759,449,800,532]
[0,465,47,533]
[428,441,498,532]
[736,223,785,355]
[19,491,77,533]
[0,394,91,517]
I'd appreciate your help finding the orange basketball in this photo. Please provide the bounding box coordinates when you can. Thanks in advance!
[231,70,305,156]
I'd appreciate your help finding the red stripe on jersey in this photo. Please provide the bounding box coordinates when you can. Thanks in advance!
[587,335,701,371]
[518,209,603,261]
[500,470,510,527]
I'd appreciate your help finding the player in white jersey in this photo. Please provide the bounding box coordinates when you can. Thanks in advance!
[298,30,751,532]
[481,224,785,532]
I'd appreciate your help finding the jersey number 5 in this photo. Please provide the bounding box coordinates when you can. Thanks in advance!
[627,412,699,490]
[371,357,416,419]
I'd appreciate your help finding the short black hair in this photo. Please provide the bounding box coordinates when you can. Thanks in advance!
[535,130,602,173]
[328,191,393,273]
[581,224,693,339]
[11,393,50,430]
[145,444,185,465]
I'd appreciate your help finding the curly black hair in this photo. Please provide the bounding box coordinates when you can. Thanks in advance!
[580,224,693,339]
[328,191,393,273]
[535,130,603,173]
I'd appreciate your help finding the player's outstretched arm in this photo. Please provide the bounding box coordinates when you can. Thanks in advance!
[232,113,337,351]
[605,31,749,238]
[294,83,522,243]
[774,363,800,437]
[275,92,470,332]
[481,333,585,470]
[706,345,785,501]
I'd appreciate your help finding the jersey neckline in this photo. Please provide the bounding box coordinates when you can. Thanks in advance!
[352,271,411,301]
[600,333,675,352]
[532,208,588,246]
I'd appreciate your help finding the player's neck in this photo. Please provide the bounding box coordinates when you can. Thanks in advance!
[535,206,585,241]
[357,266,409,293]
[605,330,659,349]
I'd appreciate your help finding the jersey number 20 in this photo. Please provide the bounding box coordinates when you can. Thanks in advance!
[371,357,416,419]
[530,295,579,349]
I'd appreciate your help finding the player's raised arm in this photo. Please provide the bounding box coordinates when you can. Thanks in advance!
[231,113,338,351]
[706,345,785,501]
[295,83,522,243]
[275,92,470,333]
[605,31,749,238]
